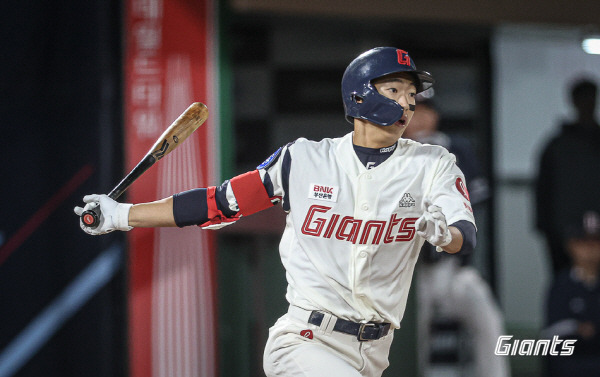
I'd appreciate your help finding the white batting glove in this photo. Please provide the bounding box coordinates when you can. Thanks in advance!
[415,198,452,252]
[74,194,133,235]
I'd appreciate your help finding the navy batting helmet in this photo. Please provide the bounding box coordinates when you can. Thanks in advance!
[342,47,434,126]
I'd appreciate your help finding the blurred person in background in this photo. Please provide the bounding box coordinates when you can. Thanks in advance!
[404,97,510,377]
[535,78,600,276]
[542,211,600,377]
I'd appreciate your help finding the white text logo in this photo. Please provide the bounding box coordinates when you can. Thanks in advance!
[494,335,576,356]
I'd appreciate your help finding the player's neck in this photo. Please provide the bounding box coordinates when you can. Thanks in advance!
[353,119,403,148]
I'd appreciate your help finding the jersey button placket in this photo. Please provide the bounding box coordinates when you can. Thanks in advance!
[353,172,374,305]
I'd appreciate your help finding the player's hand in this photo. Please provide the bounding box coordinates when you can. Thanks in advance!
[74,194,133,235]
[415,198,452,251]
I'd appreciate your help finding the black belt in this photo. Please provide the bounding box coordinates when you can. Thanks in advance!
[308,311,391,341]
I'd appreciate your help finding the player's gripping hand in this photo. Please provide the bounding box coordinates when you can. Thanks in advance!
[415,198,452,251]
[74,194,133,235]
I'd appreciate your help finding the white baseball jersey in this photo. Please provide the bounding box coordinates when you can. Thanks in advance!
[225,131,475,329]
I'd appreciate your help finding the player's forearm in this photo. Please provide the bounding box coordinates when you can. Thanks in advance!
[440,226,463,254]
[128,197,177,227]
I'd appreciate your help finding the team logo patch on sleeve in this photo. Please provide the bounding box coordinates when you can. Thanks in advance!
[308,183,339,202]
[256,147,282,170]
[455,177,471,201]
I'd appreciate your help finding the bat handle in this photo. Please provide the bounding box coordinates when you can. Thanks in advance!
[80,155,155,229]
[81,202,101,228]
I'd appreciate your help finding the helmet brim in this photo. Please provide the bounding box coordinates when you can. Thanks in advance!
[411,71,435,93]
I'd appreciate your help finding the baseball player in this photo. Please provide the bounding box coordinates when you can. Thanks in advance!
[75,47,476,377]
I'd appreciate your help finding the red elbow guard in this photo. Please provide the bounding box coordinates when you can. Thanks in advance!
[229,170,274,216]
[200,186,239,227]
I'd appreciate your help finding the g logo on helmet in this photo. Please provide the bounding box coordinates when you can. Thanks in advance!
[396,49,411,66]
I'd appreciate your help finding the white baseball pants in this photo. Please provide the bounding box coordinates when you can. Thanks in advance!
[263,306,395,377]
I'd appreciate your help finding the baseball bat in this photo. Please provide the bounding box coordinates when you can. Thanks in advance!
[81,102,209,228]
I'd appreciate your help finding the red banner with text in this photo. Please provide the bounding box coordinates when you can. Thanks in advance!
[124,0,218,376]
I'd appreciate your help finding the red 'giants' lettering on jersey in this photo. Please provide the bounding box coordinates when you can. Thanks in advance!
[301,205,417,244]
[455,177,470,201]
[396,49,411,66]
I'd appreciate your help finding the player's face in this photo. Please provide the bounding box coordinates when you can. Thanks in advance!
[372,72,417,126]
[353,72,417,148]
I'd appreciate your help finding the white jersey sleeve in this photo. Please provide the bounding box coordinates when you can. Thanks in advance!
[422,145,476,227]
[255,141,296,212]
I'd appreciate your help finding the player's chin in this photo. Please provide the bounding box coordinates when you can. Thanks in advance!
[397,117,413,132]
[369,119,405,138]
[379,123,405,140]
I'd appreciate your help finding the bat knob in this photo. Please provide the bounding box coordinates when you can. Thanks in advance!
[81,209,100,228]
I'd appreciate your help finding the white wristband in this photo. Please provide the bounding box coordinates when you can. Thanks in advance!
[114,203,133,231]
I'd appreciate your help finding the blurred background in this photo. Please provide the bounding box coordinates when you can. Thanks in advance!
[1,0,599,376]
